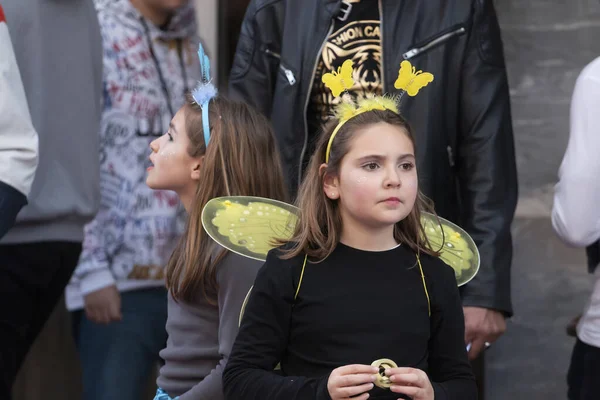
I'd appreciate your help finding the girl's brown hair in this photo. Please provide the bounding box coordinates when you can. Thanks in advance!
[167,94,287,303]
[279,109,440,261]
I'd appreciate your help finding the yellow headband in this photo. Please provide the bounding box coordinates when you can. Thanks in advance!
[322,59,434,163]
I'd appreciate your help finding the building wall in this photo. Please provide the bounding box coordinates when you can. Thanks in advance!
[497,0,600,215]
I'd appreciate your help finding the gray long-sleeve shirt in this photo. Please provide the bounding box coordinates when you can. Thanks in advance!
[1,0,102,244]
[157,247,262,399]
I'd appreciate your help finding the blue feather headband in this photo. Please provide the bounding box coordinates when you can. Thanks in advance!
[191,44,218,146]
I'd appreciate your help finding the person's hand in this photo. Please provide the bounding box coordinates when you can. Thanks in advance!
[464,306,506,360]
[386,367,434,400]
[327,364,378,400]
[84,285,122,324]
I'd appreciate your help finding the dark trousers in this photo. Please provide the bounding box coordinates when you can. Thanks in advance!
[0,241,82,400]
[0,182,27,240]
[567,338,600,400]
[472,352,485,400]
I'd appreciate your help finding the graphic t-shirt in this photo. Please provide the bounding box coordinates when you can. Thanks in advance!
[307,0,382,140]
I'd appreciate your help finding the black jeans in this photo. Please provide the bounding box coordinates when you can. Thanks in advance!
[0,241,82,400]
[567,338,600,400]
[0,182,27,240]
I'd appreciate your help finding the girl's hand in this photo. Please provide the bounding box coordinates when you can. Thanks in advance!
[386,367,434,400]
[327,364,378,400]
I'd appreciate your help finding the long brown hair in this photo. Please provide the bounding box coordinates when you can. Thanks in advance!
[167,94,287,303]
[280,109,440,261]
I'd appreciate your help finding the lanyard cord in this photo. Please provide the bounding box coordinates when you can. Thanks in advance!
[140,17,189,117]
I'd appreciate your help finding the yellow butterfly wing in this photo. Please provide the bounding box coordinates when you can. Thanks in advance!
[322,59,355,97]
[421,213,480,286]
[202,196,299,261]
[339,59,355,90]
[322,74,344,97]
[394,60,414,91]
[405,72,434,97]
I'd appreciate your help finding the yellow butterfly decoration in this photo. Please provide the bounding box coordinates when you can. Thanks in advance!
[394,60,434,96]
[321,59,355,97]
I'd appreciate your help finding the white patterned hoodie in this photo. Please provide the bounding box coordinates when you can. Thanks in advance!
[66,0,200,311]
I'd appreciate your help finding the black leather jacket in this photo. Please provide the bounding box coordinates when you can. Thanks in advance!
[229,0,518,315]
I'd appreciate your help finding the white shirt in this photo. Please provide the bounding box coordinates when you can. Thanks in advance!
[0,9,38,196]
[552,56,600,347]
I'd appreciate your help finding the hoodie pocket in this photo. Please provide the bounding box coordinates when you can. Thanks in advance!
[403,25,467,60]
[264,48,297,86]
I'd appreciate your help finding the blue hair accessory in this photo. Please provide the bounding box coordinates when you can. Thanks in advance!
[191,44,218,146]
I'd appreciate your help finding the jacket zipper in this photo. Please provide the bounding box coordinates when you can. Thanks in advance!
[378,0,385,89]
[264,48,297,85]
[298,21,334,188]
[403,26,466,60]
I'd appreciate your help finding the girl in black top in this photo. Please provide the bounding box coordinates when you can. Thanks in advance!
[223,103,477,400]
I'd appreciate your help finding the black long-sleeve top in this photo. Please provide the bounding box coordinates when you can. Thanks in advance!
[223,243,477,400]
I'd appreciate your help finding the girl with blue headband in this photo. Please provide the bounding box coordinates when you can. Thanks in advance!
[147,46,288,400]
